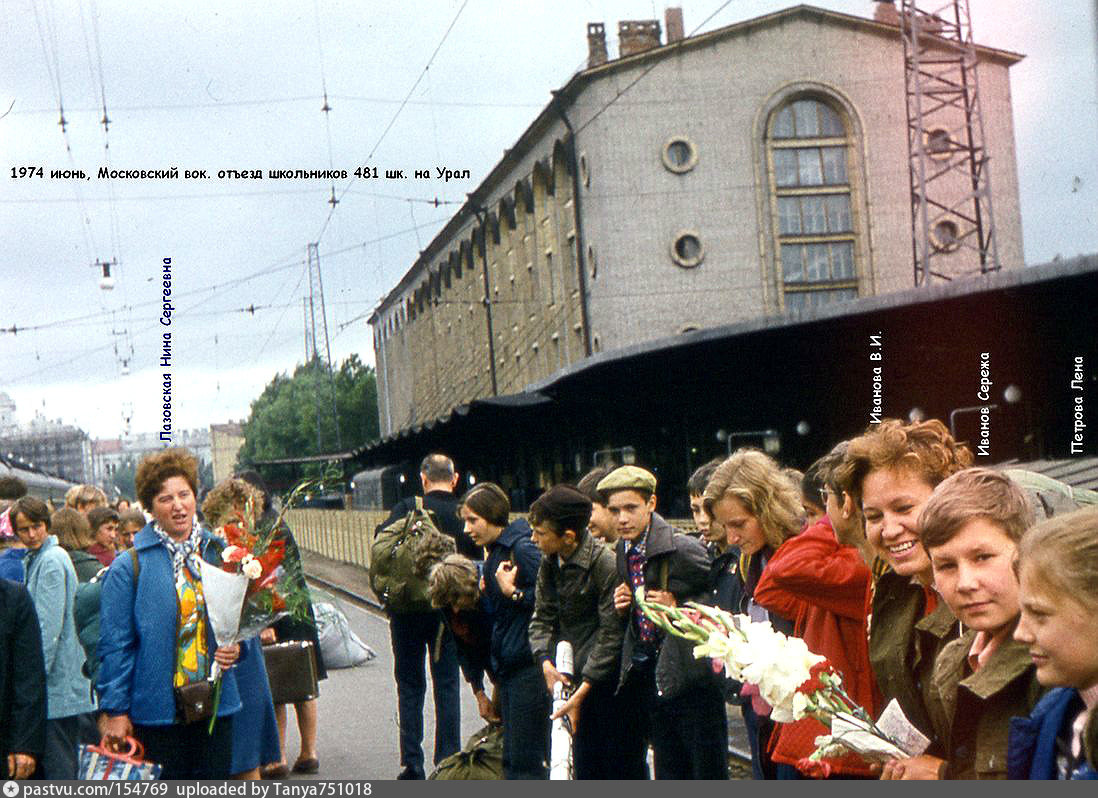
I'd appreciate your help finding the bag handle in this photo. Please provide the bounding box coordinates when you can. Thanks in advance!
[94,735,146,765]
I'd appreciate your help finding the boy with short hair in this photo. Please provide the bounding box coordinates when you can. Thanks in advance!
[575,465,617,545]
[884,467,1046,780]
[602,466,727,779]
[527,485,626,779]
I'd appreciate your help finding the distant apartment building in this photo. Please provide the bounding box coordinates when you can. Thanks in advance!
[368,3,1024,437]
[1,418,93,484]
[210,422,245,484]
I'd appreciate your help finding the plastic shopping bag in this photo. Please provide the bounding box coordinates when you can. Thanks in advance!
[78,736,162,780]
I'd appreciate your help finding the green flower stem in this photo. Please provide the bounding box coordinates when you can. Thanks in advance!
[207,675,223,735]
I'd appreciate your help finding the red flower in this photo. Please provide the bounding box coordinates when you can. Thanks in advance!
[798,660,836,696]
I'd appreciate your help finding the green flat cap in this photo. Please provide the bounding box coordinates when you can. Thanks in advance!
[596,465,657,494]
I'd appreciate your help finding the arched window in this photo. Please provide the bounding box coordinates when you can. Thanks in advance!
[767,97,858,312]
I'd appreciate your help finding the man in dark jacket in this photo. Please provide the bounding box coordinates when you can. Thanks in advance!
[604,466,728,780]
[527,485,626,779]
[374,454,469,780]
[1,578,47,779]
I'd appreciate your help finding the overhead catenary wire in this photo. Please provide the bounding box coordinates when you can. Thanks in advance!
[314,0,471,243]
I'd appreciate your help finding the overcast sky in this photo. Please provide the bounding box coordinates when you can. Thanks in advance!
[2,0,1096,443]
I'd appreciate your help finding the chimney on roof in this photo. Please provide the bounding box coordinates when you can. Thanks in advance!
[587,22,608,68]
[873,1,900,26]
[618,19,661,57]
[665,7,684,43]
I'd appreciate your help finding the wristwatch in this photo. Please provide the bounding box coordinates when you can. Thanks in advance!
[510,589,525,604]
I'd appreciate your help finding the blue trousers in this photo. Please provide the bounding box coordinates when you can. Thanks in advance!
[498,662,550,779]
[389,611,461,779]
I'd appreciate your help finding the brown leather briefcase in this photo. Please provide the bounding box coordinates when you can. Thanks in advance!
[262,640,319,705]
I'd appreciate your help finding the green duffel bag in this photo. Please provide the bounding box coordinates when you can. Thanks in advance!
[429,724,503,780]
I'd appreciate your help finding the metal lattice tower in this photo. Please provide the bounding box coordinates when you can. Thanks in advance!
[305,243,342,452]
[899,0,999,285]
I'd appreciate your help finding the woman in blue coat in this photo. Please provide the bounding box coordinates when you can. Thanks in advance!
[201,478,282,779]
[97,449,243,780]
[9,497,97,779]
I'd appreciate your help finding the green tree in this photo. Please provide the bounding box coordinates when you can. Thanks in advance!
[111,461,137,500]
[236,355,380,477]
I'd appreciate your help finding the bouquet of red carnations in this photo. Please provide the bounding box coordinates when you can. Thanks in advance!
[199,477,321,731]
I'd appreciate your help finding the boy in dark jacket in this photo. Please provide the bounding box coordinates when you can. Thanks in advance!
[603,466,728,779]
[527,485,626,779]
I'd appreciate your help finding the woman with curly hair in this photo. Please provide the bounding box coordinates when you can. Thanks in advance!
[834,418,972,744]
[97,448,243,779]
[201,478,282,780]
[703,448,804,779]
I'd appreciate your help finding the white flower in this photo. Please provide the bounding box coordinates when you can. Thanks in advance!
[792,691,814,721]
[242,558,262,580]
[809,734,849,761]
[221,545,242,563]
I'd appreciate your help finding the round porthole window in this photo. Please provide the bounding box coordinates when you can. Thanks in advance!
[931,219,961,252]
[671,230,704,268]
[662,136,698,174]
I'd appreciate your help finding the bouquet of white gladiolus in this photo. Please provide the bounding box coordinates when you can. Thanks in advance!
[634,589,924,775]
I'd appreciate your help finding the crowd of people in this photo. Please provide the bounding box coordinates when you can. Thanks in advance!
[380,419,1097,780]
[2,416,1096,781]
[0,450,325,780]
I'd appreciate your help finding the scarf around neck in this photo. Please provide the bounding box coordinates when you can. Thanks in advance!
[152,516,204,583]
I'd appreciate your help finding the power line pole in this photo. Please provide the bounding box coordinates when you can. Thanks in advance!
[304,243,343,453]
[900,0,999,285]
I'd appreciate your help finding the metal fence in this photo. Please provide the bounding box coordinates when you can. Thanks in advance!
[287,508,700,568]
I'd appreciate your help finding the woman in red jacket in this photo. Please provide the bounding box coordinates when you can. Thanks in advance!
[754,445,879,778]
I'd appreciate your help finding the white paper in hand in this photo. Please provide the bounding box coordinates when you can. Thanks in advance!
[875,698,932,756]
[830,713,909,763]
[198,559,248,646]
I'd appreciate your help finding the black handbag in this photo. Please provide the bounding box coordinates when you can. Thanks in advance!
[262,640,319,705]
[174,679,215,724]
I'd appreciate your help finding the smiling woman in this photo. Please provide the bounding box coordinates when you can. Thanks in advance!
[836,418,972,746]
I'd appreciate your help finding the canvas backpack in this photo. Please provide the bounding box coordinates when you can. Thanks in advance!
[369,497,447,614]
[429,724,504,780]
[74,548,140,684]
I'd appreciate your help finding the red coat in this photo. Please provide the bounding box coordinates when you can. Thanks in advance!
[754,518,880,777]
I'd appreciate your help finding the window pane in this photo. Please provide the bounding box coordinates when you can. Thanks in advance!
[819,103,844,137]
[831,242,855,279]
[825,195,852,232]
[804,243,829,281]
[801,196,827,234]
[778,197,801,235]
[781,244,804,281]
[797,149,824,186]
[821,147,848,184]
[793,100,819,138]
[784,291,807,313]
[773,150,798,187]
[773,106,795,139]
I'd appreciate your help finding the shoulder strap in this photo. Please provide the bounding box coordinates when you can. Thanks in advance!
[658,556,670,591]
[129,546,140,585]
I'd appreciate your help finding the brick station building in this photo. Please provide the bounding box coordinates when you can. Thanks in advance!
[369,2,1025,441]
